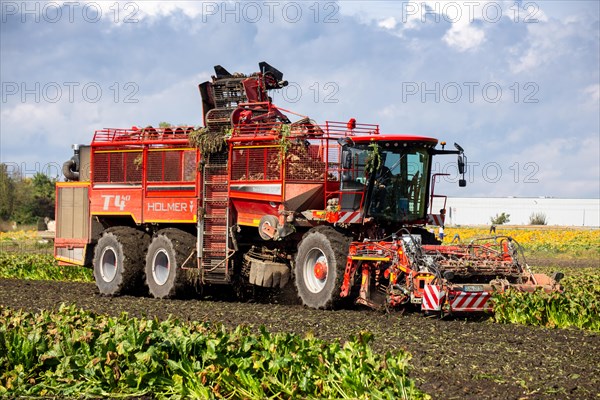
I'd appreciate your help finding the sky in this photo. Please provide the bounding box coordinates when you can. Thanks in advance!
[0,0,599,198]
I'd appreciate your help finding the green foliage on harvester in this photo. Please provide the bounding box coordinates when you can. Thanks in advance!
[0,305,428,399]
[189,127,231,155]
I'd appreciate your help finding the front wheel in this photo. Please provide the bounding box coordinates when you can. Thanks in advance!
[145,228,196,298]
[294,227,351,309]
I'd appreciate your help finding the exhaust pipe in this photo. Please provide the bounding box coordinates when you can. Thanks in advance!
[62,144,80,181]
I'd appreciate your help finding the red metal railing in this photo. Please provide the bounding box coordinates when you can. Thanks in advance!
[230,120,380,140]
[92,126,195,145]
[322,120,380,136]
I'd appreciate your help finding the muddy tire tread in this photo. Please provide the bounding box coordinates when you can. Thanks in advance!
[93,226,150,296]
[145,228,196,299]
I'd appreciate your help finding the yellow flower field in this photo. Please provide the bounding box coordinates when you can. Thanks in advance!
[443,226,600,255]
[0,230,39,242]
[2,227,598,255]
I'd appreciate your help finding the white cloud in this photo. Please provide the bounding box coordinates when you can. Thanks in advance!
[505,1,548,23]
[442,22,485,52]
[52,1,208,21]
[509,14,583,74]
[378,17,397,30]
[342,1,491,51]
[130,1,206,19]
[338,1,426,40]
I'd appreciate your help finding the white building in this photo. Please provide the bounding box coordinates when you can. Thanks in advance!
[440,198,600,227]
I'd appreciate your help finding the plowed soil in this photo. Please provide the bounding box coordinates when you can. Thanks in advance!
[1,278,598,400]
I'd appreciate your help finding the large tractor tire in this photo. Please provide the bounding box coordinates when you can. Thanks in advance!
[294,226,351,309]
[93,227,150,296]
[145,228,196,299]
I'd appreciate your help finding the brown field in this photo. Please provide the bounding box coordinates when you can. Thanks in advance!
[1,277,598,400]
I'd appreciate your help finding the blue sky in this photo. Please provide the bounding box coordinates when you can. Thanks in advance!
[1,0,598,198]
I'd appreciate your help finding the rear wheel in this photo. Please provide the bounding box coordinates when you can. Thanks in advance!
[145,228,196,298]
[93,227,150,295]
[294,226,351,309]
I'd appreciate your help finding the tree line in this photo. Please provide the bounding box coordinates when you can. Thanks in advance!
[0,164,56,228]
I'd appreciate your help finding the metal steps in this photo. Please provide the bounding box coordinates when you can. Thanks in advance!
[199,152,231,284]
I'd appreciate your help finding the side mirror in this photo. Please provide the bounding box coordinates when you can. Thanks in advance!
[457,154,467,187]
[458,155,465,174]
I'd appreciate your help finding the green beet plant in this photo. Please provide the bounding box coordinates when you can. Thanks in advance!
[0,305,429,399]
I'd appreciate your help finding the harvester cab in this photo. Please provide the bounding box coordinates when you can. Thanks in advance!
[335,135,466,236]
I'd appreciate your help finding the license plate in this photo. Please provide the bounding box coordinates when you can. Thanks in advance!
[462,285,484,292]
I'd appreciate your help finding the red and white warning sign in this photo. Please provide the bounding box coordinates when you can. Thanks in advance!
[422,284,444,311]
[449,291,491,312]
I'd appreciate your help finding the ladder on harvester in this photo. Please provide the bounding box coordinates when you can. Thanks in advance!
[199,151,231,284]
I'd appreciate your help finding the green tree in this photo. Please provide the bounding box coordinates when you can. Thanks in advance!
[0,164,15,220]
[490,212,510,225]
[12,177,35,224]
[2,170,57,224]
[31,173,56,219]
